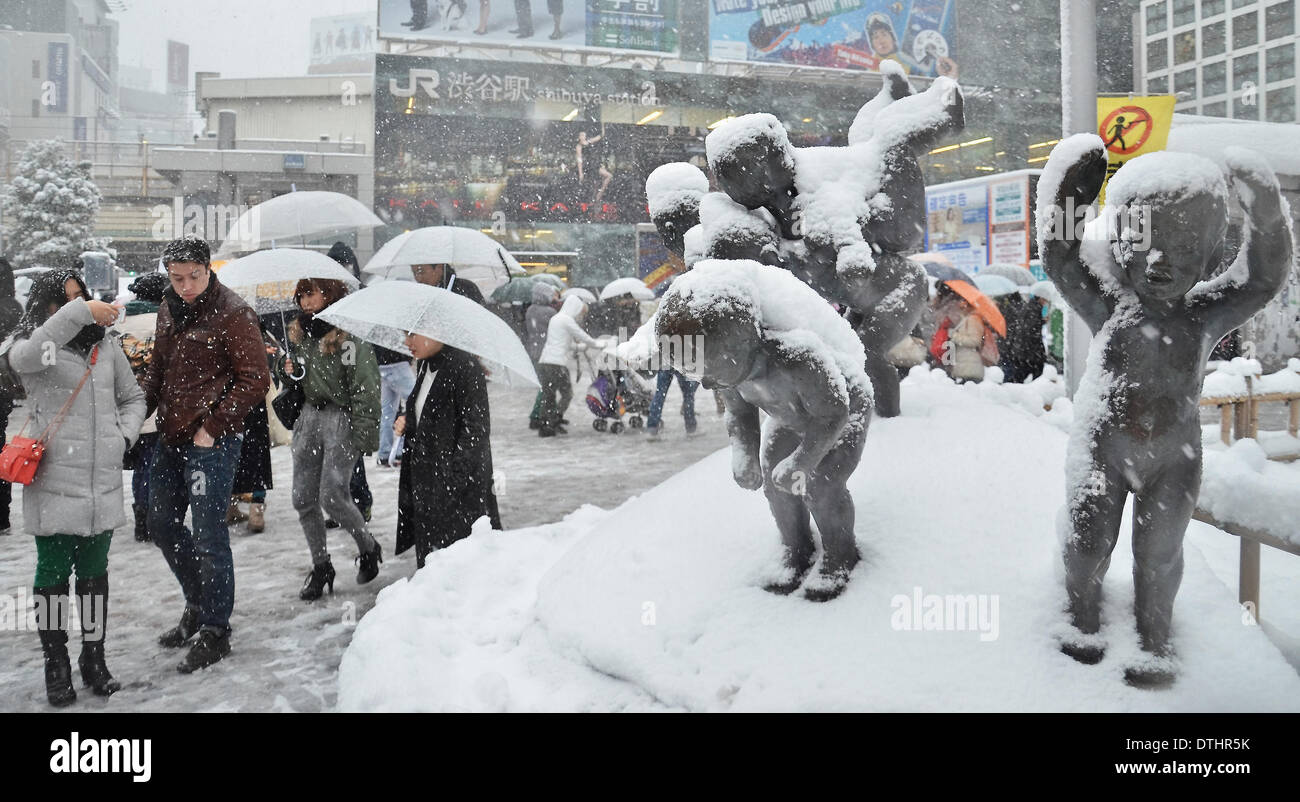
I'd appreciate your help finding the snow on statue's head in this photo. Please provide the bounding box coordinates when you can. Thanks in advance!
[1104,150,1229,301]
[646,162,710,258]
[655,262,761,389]
[705,114,797,219]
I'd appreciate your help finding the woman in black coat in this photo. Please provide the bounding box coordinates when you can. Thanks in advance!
[394,335,494,568]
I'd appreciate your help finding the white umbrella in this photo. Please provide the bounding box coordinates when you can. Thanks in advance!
[561,287,597,304]
[599,277,655,301]
[361,227,525,296]
[980,263,1037,286]
[317,282,539,388]
[530,273,566,289]
[973,274,1019,298]
[216,191,382,258]
[217,248,359,314]
[1030,280,1060,304]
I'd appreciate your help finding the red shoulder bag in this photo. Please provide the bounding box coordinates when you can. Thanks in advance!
[0,346,99,485]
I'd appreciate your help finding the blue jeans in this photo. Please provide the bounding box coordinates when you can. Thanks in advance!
[379,362,416,459]
[131,432,160,510]
[646,370,698,431]
[148,434,243,634]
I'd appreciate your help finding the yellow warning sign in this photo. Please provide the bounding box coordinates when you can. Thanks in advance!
[1096,95,1176,202]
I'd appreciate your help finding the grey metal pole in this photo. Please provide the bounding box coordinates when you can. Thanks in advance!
[1061,0,1098,397]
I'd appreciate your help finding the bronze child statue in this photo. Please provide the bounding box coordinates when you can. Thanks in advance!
[1038,135,1294,687]
[655,259,873,601]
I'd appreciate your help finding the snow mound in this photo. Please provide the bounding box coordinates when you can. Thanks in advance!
[1201,440,1300,547]
[532,375,1300,710]
[339,373,1300,711]
[1201,357,1300,398]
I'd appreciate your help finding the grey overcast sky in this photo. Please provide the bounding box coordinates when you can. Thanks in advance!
[115,0,376,89]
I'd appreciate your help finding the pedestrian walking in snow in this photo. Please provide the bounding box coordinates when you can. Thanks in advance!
[143,236,271,674]
[117,271,167,543]
[0,256,27,537]
[644,369,698,438]
[394,333,494,568]
[9,269,146,705]
[525,281,559,429]
[282,278,384,601]
[537,294,601,436]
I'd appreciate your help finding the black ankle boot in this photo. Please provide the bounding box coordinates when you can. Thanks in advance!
[76,574,120,696]
[158,606,200,648]
[34,584,76,707]
[356,540,383,585]
[300,558,336,601]
[177,628,231,674]
[132,504,150,543]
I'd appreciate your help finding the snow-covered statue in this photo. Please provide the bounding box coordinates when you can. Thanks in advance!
[1038,135,1294,687]
[645,63,964,418]
[656,260,873,601]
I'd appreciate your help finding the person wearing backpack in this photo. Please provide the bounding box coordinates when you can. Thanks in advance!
[8,269,146,706]
[0,257,26,536]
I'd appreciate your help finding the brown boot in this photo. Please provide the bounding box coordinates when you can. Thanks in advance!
[226,500,247,524]
[248,503,265,534]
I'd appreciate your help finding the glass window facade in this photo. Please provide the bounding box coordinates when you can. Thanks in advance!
[1234,11,1260,46]
[1147,1,1169,33]
[1203,20,1227,54]
[1204,60,1229,93]
[1175,30,1199,61]
[1203,0,1226,14]
[1235,50,1261,87]
[1148,38,1169,69]
[1235,92,1263,116]
[1267,86,1296,119]
[1265,1,1295,39]
[1203,100,1229,114]
[1266,42,1295,79]
[1174,0,1198,24]
[1176,67,1200,95]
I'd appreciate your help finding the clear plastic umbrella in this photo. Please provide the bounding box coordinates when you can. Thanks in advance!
[361,227,525,296]
[215,192,382,258]
[599,277,655,301]
[973,274,1020,298]
[980,263,1037,286]
[561,287,597,304]
[216,248,360,314]
[1030,280,1060,304]
[316,282,539,388]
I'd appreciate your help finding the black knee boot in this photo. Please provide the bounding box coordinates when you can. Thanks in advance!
[33,584,76,707]
[76,574,121,696]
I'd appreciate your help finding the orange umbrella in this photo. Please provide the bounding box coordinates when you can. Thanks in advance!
[943,279,1007,337]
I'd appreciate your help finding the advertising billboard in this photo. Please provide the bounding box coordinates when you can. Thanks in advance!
[924,170,1042,273]
[166,40,189,94]
[708,0,957,75]
[47,41,69,113]
[310,13,376,74]
[377,0,678,55]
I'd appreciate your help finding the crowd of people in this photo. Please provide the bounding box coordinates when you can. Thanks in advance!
[0,236,508,707]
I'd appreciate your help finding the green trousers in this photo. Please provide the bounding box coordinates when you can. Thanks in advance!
[34,532,112,587]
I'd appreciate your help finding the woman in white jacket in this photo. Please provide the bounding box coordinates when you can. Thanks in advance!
[7,269,146,706]
[536,295,600,437]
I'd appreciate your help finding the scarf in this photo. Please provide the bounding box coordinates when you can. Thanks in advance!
[70,323,106,354]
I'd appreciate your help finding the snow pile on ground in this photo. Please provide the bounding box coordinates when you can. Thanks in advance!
[339,367,1300,711]
[1200,439,1300,546]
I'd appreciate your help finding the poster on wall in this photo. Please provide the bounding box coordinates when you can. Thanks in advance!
[924,181,987,275]
[987,175,1030,267]
[708,0,957,75]
[376,0,678,55]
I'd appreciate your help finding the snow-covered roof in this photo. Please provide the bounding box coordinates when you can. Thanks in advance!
[1168,114,1300,179]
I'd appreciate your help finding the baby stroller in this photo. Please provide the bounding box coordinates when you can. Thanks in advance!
[582,351,654,434]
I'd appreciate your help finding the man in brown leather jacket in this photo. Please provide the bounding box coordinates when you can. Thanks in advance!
[142,236,270,673]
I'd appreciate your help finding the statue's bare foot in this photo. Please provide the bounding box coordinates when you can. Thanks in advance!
[1124,651,1177,690]
[801,562,856,602]
[762,551,814,595]
[1057,625,1106,664]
